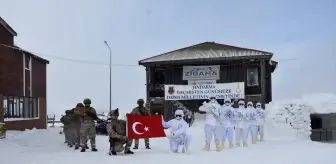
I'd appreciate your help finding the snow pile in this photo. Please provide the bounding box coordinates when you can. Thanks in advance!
[266,93,336,139]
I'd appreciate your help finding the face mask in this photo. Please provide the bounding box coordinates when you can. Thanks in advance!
[175,115,182,120]
[247,105,252,108]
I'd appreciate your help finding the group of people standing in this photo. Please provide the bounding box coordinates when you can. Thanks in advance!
[199,97,266,152]
[61,98,100,152]
[61,98,153,155]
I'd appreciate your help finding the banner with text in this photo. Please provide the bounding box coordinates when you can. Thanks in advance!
[164,82,245,100]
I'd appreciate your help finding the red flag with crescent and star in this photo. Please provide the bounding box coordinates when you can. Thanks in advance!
[126,114,166,139]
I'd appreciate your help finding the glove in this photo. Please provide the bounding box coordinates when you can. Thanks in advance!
[167,132,175,138]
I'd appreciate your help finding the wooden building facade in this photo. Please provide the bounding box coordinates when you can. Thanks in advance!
[0,17,49,130]
[139,42,278,120]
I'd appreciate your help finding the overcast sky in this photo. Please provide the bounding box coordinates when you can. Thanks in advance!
[1,0,336,115]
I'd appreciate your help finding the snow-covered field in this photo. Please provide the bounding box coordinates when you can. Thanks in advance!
[0,118,335,164]
[2,93,336,164]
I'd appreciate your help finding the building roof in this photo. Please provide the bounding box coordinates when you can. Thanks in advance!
[139,42,273,65]
[0,17,17,36]
[14,45,50,64]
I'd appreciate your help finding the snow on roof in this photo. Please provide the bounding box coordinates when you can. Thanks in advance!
[267,93,336,114]
[139,42,273,64]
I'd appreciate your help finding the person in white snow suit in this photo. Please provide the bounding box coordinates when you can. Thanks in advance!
[246,101,258,144]
[235,100,249,147]
[162,109,191,153]
[255,102,266,141]
[198,96,221,151]
[217,98,235,149]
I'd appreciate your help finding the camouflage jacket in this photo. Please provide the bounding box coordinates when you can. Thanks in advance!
[131,106,151,116]
[106,118,126,140]
[81,107,97,122]
[60,115,71,128]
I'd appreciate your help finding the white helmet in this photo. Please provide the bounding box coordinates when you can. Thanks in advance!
[209,95,217,103]
[224,98,231,106]
[224,98,230,102]
[238,100,245,105]
[247,101,253,106]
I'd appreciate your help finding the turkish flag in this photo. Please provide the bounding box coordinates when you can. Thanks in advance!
[126,114,166,139]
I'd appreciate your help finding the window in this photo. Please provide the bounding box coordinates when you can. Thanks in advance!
[246,67,259,87]
[25,57,31,70]
[3,96,38,119]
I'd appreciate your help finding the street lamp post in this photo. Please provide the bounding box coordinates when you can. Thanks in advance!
[104,41,112,113]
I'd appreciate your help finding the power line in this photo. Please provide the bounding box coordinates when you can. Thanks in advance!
[0,43,140,67]
[0,43,308,67]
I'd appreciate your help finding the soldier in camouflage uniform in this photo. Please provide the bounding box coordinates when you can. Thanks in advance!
[79,98,98,152]
[107,108,134,155]
[72,103,84,150]
[131,98,151,149]
[60,110,72,146]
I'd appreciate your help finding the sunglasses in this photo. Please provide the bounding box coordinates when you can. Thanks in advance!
[239,104,244,106]
[175,115,182,118]
[247,104,252,106]
[256,105,261,107]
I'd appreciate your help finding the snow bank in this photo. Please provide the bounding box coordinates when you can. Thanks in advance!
[266,93,336,139]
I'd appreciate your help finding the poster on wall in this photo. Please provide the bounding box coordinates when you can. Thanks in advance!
[182,65,220,80]
[188,79,216,85]
[164,82,244,100]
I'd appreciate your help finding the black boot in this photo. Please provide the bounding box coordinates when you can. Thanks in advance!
[133,145,138,149]
[92,148,98,152]
[85,145,89,149]
[124,149,134,154]
[80,148,86,152]
[109,137,117,155]
[74,146,79,150]
[146,146,151,149]
[69,144,73,148]
[109,150,117,155]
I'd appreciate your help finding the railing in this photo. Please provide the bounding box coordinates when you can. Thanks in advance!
[3,96,39,119]
[311,129,336,142]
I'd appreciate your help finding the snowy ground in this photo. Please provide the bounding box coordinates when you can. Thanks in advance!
[1,117,335,164]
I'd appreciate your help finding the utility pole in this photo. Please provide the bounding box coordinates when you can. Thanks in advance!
[104,41,112,113]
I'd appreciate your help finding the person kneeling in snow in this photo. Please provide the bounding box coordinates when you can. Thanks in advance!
[162,109,191,153]
[106,108,134,155]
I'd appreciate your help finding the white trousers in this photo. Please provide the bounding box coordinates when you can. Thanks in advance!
[204,124,220,143]
[257,125,265,137]
[249,125,258,139]
[215,126,234,142]
[169,134,191,153]
[235,125,249,144]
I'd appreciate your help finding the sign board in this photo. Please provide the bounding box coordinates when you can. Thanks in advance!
[164,82,244,100]
[183,65,220,80]
[188,79,216,85]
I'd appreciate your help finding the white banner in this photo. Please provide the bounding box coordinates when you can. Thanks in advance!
[164,82,244,100]
[188,79,216,85]
[183,65,220,80]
